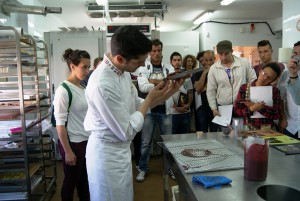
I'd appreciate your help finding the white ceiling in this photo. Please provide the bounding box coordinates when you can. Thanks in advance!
[20,0,282,32]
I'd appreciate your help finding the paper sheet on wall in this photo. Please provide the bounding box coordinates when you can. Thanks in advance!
[195,92,202,110]
[212,105,233,126]
[250,86,273,118]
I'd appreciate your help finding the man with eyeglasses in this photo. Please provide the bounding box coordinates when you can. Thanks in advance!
[277,41,300,139]
[253,40,285,86]
[286,41,300,104]
[207,40,257,120]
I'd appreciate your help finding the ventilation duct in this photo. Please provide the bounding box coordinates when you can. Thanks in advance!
[133,11,146,17]
[109,12,118,18]
[86,2,166,18]
[89,12,104,18]
[2,2,62,16]
[118,11,131,18]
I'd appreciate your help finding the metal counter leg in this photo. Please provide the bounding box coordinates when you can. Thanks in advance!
[163,149,169,201]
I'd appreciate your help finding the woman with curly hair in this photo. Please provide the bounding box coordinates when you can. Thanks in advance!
[182,54,197,70]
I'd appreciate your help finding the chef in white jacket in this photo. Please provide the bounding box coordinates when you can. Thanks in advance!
[84,25,184,201]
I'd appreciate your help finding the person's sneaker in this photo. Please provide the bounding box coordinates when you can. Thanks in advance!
[136,170,147,182]
[168,169,176,180]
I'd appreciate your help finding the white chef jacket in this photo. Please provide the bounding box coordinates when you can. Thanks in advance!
[84,54,144,201]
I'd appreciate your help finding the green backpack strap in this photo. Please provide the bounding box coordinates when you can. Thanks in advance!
[61,82,73,112]
[60,82,74,150]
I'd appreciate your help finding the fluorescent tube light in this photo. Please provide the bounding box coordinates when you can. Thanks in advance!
[221,0,236,6]
[193,11,213,25]
[96,0,105,5]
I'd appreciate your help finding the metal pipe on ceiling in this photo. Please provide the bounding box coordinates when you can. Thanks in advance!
[2,3,62,16]
[103,0,111,24]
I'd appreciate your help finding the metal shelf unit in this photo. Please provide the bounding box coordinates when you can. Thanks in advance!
[0,26,56,201]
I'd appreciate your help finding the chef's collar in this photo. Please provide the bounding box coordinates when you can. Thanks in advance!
[104,54,123,76]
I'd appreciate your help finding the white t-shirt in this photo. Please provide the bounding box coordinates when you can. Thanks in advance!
[53,80,89,142]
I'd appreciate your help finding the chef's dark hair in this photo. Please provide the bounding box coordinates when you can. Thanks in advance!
[111,25,152,60]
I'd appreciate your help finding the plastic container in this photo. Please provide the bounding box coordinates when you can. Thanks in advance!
[232,118,243,137]
[244,136,269,181]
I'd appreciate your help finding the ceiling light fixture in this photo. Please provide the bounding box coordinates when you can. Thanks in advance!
[193,11,213,25]
[220,0,236,6]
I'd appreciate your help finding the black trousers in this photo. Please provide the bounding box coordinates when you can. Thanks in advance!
[58,140,90,201]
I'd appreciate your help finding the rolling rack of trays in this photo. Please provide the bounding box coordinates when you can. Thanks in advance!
[0,26,56,201]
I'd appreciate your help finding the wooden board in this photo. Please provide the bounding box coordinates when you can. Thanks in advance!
[242,130,284,137]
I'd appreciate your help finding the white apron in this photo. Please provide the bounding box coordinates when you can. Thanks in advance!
[86,134,133,201]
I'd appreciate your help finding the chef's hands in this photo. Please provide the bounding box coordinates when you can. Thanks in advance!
[149,79,163,86]
[147,78,184,108]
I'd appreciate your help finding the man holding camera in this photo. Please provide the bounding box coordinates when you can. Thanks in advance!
[286,41,300,104]
[278,41,300,139]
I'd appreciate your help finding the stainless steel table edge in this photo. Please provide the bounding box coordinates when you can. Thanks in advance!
[161,132,300,201]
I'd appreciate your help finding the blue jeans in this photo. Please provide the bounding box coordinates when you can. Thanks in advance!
[139,113,172,172]
[172,112,191,134]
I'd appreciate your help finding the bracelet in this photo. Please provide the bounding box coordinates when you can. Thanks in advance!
[290,75,298,79]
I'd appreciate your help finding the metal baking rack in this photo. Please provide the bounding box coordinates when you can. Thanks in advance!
[158,139,244,173]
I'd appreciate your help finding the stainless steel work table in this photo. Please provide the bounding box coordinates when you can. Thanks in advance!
[161,133,300,201]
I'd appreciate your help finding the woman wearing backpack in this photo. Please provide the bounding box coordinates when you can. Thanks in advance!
[53,48,91,201]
